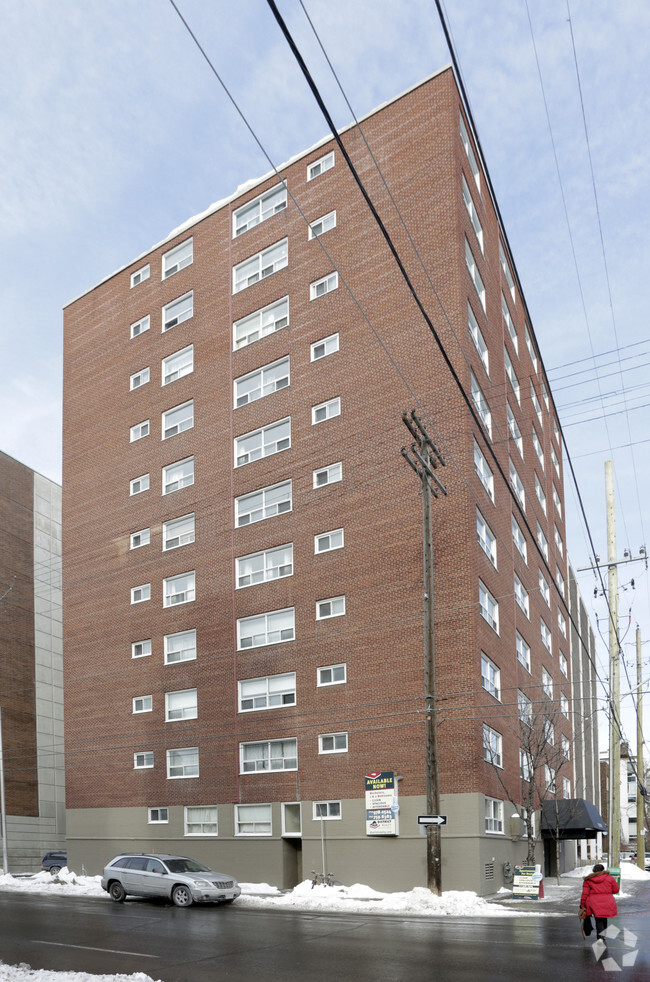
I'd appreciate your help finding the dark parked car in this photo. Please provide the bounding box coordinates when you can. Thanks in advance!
[101,853,241,907]
[42,851,67,874]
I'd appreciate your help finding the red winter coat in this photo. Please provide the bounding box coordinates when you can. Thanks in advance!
[580,872,619,918]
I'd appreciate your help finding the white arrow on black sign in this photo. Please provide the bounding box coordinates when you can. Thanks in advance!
[417,815,447,826]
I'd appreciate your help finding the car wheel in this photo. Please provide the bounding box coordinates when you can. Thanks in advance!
[172,885,193,907]
[49,866,62,875]
[109,881,126,903]
[222,899,236,904]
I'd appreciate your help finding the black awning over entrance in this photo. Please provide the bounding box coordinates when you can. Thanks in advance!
[541,798,608,840]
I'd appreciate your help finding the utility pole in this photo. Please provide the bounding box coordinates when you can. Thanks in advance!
[0,707,8,874]
[636,626,645,871]
[605,460,621,870]
[401,410,447,896]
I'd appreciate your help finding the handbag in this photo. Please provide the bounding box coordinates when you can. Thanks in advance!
[579,908,593,937]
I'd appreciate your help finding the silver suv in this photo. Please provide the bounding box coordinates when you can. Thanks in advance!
[101,853,241,907]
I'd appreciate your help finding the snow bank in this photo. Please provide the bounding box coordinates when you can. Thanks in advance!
[562,863,650,881]
[0,965,160,982]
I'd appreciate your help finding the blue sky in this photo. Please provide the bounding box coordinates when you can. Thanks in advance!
[1,0,648,750]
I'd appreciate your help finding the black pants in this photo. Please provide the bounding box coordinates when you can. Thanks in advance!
[595,917,608,937]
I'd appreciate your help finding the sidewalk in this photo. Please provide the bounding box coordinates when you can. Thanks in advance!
[491,871,650,917]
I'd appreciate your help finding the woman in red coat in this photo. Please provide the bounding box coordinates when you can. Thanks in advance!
[580,863,620,939]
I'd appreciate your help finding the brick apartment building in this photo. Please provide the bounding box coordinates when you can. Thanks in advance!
[0,451,65,872]
[62,66,600,894]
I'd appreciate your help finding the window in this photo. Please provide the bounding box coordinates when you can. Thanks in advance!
[233,239,288,294]
[554,525,564,558]
[530,383,542,426]
[481,654,500,700]
[163,571,195,607]
[235,357,289,408]
[499,242,515,302]
[483,725,502,767]
[471,371,491,437]
[553,417,560,444]
[130,473,150,496]
[312,396,341,425]
[510,459,525,509]
[542,667,553,699]
[130,420,149,442]
[507,404,523,456]
[479,580,499,632]
[164,630,197,665]
[237,607,295,649]
[131,583,150,605]
[503,351,520,406]
[131,264,150,288]
[313,801,341,820]
[130,367,150,391]
[236,544,293,587]
[558,610,567,638]
[485,797,503,833]
[316,596,345,620]
[162,400,193,439]
[133,695,152,714]
[235,803,272,835]
[545,721,556,748]
[308,210,337,239]
[545,765,556,793]
[520,749,533,783]
[310,271,338,300]
[512,516,528,563]
[518,690,532,725]
[462,175,483,252]
[477,509,497,566]
[551,445,561,479]
[559,653,568,678]
[240,738,297,773]
[130,528,150,550]
[315,528,344,554]
[313,462,342,488]
[532,429,544,470]
[307,151,334,181]
[233,297,288,349]
[465,239,485,311]
[163,238,193,279]
[162,513,195,551]
[162,456,194,495]
[563,777,571,799]
[535,474,547,516]
[162,292,193,332]
[541,382,549,410]
[130,314,150,339]
[148,807,168,824]
[556,566,565,598]
[460,114,480,191]
[540,618,552,653]
[167,747,199,779]
[561,694,569,718]
[319,732,348,755]
[162,345,193,386]
[318,663,346,686]
[238,673,296,712]
[185,806,218,836]
[474,441,494,501]
[525,325,538,372]
[233,184,287,236]
[235,417,290,466]
[516,631,531,672]
[165,688,198,721]
[132,639,151,659]
[235,480,292,527]
[311,333,339,362]
[539,570,550,606]
[502,295,518,354]
[553,485,562,517]
[468,304,489,373]
[537,522,549,561]
[514,573,529,617]
[134,752,153,769]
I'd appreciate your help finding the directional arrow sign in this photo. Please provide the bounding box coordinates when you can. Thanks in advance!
[418,815,447,826]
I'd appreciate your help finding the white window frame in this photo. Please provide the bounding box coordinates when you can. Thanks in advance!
[316,596,345,620]
[163,570,196,608]
[312,396,341,425]
[556,566,566,598]
[535,474,547,516]
[507,403,523,457]
[485,797,503,834]
[307,151,334,181]
[162,400,194,440]
[318,732,348,755]
[542,667,553,699]
[162,345,193,386]
[131,264,150,288]
[134,752,154,769]
[531,383,542,426]
[133,695,152,714]
[311,333,339,362]
[474,440,494,501]
[233,184,287,237]
[477,509,497,566]
[460,113,480,192]
[130,314,150,340]
[233,297,289,350]
[238,672,297,713]
[130,473,150,496]
[505,348,520,405]
[512,516,528,563]
[308,210,337,240]
[162,238,193,279]
[310,271,338,300]
[131,583,151,605]
[240,738,298,773]
[471,371,491,438]
[130,419,150,442]
[233,239,288,294]
[481,653,500,700]
[539,569,550,607]
[551,446,561,478]
[237,607,295,650]
[525,325,538,372]
[184,805,218,836]
[162,291,193,332]
[148,807,169,824]
[162,513,195,551]
[540,617,552,653]
[162,457,194,495]
[558,609,567,638]
[520,749,533,783]
[533,429,545,470]
[315,528,344,554]
[479,580,499,633]
[518,690,533,726]
[553,485,562,517]
[165,688,198,722]
[132,639,152,659]
[462,175,483,252]
[468,304,489,374]
[483,725,503,768]
[514,573,529,617]
[465,239,485,311]
[166,747,199,780]
[234,417,291,467]
[502,295,518,354]
[561,694,570,719]
[542,382,550,410]
[509,458,525,509]
[130,528,150,550]
[317,663,346,687]
[235,803,272,836]
[234,357,290,408]
[164,630,197,666]
[236,544,293,588]
[313,801,341,820]
[313,462,342,488]
[545,765,556,793]
[235,480,292,528]
[499,242,516,303]
[516,631,531,672]
[130,367,150,391]
[537,522,549,561]
[563,777,571,799]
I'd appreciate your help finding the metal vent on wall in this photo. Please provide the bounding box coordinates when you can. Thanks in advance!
[484,863,494,879]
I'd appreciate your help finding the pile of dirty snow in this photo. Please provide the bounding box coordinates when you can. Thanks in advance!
[0,966,160,982]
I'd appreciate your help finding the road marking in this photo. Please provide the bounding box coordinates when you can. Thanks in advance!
[33,941,159,958]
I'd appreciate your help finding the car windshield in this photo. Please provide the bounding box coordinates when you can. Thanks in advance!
[164,858,212,874]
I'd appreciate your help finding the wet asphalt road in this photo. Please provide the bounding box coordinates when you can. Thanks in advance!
[0,890,649,982]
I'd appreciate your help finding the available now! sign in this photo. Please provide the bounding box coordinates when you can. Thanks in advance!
[365,771,398,836]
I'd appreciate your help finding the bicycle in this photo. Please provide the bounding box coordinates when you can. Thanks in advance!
[310,870,341,888]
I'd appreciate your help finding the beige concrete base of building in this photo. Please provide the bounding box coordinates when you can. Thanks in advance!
[65,793,570,896]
